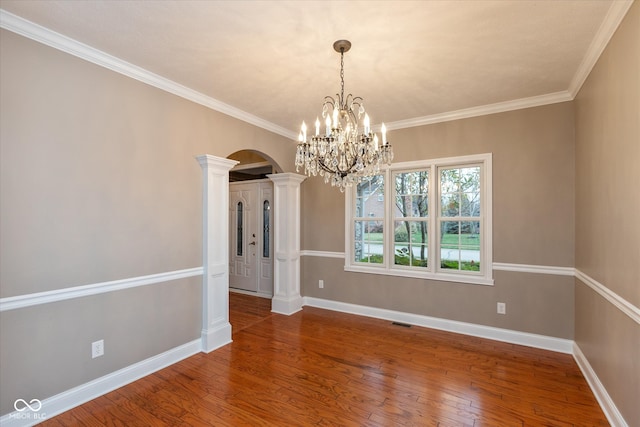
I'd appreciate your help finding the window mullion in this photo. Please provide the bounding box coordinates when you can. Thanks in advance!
[385,167,392,270]
[431,164,438,273]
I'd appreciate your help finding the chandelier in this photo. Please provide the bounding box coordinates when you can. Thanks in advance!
[295,40,393,191]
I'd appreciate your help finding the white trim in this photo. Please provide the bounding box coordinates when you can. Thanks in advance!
[300,254,640,327]
[493,262,574,276]
[0,339,202,427]
[343,264,495,286]
[2,1,633,139]
[384,91,573,131]
[0,10,296,141]
[568,0,635,98]
[231,161,272,171]
[303,296,573,354]
[196,154,237,353]
[573,343,629,427]
[0,267,203,312]
[267,173,307,316]
[300,250,345,259]
[302,252,576,278]
[575,269,640,326]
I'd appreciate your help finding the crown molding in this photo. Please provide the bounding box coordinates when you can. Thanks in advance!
[568,0,635,97]
[0,9,297,141]
[385,91,573,131]
[1,2,633,138]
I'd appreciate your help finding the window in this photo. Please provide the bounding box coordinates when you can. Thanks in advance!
[345,153,493,285]
[236,202,243,256]
[263,200,270,258]
[353,176,384,265]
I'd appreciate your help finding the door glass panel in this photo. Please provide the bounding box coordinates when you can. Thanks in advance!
[236,202,243,256]
[263,200,270,258]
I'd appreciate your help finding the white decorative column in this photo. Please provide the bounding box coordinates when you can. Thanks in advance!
[196,155,238,353]
[267,173,307,315]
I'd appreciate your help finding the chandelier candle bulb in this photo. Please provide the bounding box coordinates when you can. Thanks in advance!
[364,113,370,135]
[381,123,387,145]
[325,115,331,136]
[315,118,320,136]
[301,121,307,142]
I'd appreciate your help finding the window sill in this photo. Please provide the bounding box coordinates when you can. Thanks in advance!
[344,264,494,286]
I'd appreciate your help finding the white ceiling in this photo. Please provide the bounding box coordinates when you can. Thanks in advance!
[0,1,633,139]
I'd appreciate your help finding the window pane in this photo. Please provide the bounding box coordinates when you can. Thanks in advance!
[394,171,428,218]
[460,167,480,193]
[394,220,428,268]
[263,200,270,258]
[441,194,460,217]
[354,220,383,264]
[236,202,243,256]
[355,175,384,219]
[461,191,481,217]
[440,168,459,193]
[441,249,461,270]
[440,221,480,271]
[440,166,480,217]
[461,221,480,250]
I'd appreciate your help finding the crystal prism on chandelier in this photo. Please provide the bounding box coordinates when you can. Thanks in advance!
[295,40,393,192]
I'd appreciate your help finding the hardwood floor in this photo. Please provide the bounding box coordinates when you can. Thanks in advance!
[41,293,608,426]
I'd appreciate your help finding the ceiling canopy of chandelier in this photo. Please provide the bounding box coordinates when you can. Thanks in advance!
[295,40,393,192]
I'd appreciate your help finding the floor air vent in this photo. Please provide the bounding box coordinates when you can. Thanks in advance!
[391,321,411,328]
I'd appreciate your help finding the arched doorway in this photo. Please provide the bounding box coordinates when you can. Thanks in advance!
[196,153,305,353]
[227,150,281,299]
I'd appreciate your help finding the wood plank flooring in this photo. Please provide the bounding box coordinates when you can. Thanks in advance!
[41,293,608,426]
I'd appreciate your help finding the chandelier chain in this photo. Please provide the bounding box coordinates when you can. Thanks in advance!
[340,50,345,106]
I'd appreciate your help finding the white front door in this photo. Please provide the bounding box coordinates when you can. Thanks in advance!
[229,180,273,296]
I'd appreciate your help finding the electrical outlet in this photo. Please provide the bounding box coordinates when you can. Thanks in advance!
[497,302,506,315]
[319,279,324,289]
[92,339,104,358]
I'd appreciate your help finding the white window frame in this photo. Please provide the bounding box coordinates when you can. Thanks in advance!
[345,153,493,286]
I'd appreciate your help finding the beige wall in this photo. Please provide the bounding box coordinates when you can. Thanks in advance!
[0,29,293,415]
[1,2,638,422]
[574,2,639,425]
[302,102,576,338]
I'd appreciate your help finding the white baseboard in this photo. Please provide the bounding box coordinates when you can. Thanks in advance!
[0,339,202,427]
[201,322,232,354]
[573,343,628,427]
[0,299,624,426]
[272,295,303,315]
[302,296,573,354]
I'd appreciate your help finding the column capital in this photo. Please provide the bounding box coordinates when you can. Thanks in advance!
[196,154,238,171]
[267,173,307,186]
